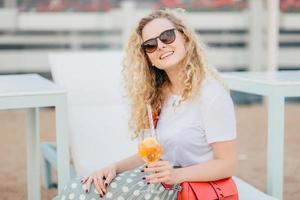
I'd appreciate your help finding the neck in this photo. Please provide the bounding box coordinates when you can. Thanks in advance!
[165,65,184,95]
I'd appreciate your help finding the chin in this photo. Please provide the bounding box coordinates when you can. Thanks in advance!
[157,60,181,70]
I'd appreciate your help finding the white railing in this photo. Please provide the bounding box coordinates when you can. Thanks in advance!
[0,1,299,72]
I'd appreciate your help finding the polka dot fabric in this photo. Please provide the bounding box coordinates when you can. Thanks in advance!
[52,165,178,200]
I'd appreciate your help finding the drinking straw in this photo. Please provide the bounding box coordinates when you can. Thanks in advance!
[147,104,155,135]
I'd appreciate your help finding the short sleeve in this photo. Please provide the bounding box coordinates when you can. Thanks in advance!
[202,91,237,144]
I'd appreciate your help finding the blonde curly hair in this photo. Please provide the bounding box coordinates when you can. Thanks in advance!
[122,9,225,138]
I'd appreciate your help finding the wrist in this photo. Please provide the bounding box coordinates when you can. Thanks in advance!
[174,168,184,184]
[111,162,119,173]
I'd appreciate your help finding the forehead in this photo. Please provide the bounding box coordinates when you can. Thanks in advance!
[142,18,175,41]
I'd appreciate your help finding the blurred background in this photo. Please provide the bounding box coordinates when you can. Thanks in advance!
[0,0,300,199]
[0,0,299,76]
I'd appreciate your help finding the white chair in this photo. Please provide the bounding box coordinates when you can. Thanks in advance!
[41,50,136,188]
[42,50,278,200]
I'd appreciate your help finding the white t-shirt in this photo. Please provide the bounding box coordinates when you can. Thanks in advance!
[156,76,236,167]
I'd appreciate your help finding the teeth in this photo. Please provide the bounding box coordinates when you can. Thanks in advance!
[160,51,173,59]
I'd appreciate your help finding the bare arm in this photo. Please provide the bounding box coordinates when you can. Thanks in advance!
[145,140,237,184]
[114,153,145,174]
[175,140,237,182]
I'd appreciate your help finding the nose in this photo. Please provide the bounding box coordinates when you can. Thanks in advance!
[156,39,166,50]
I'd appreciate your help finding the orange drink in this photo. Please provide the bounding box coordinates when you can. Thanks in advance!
[138,137,163,163]
[137,128,162,194]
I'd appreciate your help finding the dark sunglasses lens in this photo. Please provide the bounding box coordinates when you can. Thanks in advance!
[160,29,175,44]
[143,39,157,53]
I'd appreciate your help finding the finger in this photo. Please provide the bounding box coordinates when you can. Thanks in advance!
[146,173,165,184]
[85,176,94,193]
[81,176,89,184]
[147,172,169,184]
[98,176,107,194]
[147,161,165,168]
[144,165,167,173]
[145,171,166,181]
[148,161,171,170]
[145,163,173,173]
[93,177,104,197]
[104,172,115,188]
[153,177,168,184]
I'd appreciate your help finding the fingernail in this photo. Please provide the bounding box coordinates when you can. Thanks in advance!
[145,165,148,168]
[140,169,144,172]
[105,183,108,187]
[99,194,103,198]
[85,189,88,193]
[147,182,150,185]
[142,177,146,180]
[102,176,106,180]
[103,192,106,195]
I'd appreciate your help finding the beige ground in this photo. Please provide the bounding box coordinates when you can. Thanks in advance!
[0,103,299,200]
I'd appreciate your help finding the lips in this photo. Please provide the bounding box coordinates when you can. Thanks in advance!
[159,51,174,60]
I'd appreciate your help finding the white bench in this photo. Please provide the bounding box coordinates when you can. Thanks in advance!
[43,50,278,200]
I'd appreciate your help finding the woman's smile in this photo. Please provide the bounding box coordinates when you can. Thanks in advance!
[159,51,174,60]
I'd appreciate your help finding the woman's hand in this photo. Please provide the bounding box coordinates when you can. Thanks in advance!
[81,163,117,197]
[143,161,180,185]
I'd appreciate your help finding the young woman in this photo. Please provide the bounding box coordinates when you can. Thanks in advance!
[53,9,237,200]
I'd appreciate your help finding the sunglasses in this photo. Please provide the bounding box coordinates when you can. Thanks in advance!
[141,28,176,53]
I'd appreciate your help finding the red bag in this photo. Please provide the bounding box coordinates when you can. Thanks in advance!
[162,177,238,200]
